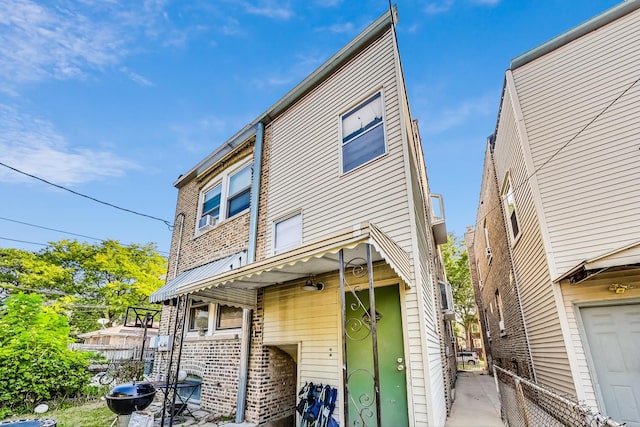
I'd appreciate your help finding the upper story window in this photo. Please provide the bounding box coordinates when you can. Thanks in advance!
[495,289,506,336]
[273,212,302,254]
[483,219,492,263]
[502,174,520,241]
[198,161,253,231]
[341,92,386,173]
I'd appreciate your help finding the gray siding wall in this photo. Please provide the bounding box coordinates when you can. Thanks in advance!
[512,8,640,279]
[265,29,412,255]
[493,87,575,395]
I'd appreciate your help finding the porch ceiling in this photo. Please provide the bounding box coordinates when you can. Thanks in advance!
[177,223,413,299]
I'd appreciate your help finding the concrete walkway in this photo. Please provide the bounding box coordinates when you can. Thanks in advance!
[446,370,504,427]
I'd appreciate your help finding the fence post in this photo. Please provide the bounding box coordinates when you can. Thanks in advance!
[514,378,531,427]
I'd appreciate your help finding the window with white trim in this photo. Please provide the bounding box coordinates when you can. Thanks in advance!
[502,174,520,241]
[341,92,386,173]
[495,289,506,335]
[198,161,253,231]
[186,301,243,336]
[273,213,302,254]
[483,220,492,263]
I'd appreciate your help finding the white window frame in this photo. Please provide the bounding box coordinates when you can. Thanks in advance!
[495,289,506,336]
[186,300,243,338]
[502,172,521,243]
[483,220,493,264]
[196,158,253,234]
[272,211,303,255]
[339,91,387,174]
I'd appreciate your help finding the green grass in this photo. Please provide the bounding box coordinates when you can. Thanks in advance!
[5,400,116,427]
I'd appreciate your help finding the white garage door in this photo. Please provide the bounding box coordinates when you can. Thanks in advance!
[581,303,640,427]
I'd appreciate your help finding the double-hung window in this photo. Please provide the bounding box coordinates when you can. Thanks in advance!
[227,164,252,217]
[199,185,221,228]
[341,92,386,173]
[187,301,243,336]
[502,174,520,241]
[198,161,253,231]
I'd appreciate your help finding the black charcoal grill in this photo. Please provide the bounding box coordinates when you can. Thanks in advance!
[0,420,56,427]
[105,382,156,415]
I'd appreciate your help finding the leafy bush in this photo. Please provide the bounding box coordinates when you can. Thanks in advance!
[0,293,91,417]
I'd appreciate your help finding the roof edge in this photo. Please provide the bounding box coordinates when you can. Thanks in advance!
[511,0,640,70]
[174,6,396,188]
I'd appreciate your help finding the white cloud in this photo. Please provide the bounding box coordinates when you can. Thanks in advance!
[0,0,171,86]
[422,96,494,134]
[472,0,500,4]
[316,22,354,34]
[424,0,498,15]
[425,0,454,14]
[0,105,138,186]
[120,67,155,87]
[239,0,293,20]
[171,115,231,153]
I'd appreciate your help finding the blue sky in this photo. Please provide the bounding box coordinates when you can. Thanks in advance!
[0,0,620,256]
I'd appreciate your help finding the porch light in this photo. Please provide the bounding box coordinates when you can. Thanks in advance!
[302,275,324,291]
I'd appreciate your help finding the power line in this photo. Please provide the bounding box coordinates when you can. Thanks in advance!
[0,236,47,247]
[472,76,640,234]
[0,161,173,228]
[0,216,170,255]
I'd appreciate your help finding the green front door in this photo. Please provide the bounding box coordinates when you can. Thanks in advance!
[345,284,409,426]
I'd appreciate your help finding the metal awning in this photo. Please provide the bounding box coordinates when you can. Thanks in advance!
[555,240,640,282]
[149,251,247,303]
[176,223,413,297]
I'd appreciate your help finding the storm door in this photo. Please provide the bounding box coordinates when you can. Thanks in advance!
[340,246,409,426]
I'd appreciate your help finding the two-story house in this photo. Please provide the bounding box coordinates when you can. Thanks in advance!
[150,7,454,427]
[469,1,640,425]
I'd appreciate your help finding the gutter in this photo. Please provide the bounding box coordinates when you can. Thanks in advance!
[511,0,640,70]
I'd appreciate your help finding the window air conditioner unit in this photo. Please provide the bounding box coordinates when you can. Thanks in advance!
[485,247,493,258]
[439,281,456,320]
[499,320,505,332]
[199,214,218,229]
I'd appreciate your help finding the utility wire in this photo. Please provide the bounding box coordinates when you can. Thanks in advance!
[0,216,169,255]
[472,76,640,233]
[0,161,173,228]
[0,236,47,247]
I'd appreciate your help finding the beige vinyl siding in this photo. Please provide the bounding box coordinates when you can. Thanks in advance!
[406,135,447,426]
[265,29,412,256]
[560,271,640,410]
[512,8,640,278]
[494,87,575,396]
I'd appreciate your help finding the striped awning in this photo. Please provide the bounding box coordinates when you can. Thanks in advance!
[149,251,247,303]
[175,223,413,297]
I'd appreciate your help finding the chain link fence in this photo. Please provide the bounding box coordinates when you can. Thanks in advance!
[494,365,622,427]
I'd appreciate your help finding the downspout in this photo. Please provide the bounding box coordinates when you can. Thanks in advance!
[173,213,186,279]
[247,122,264,264]
[236,121,263,423]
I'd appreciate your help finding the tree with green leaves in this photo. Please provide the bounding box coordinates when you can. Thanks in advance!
[0,239,166,335]
[441,233,477,349]
[0,293,91,417]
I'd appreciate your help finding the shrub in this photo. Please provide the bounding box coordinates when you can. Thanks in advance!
[0,293,91,417]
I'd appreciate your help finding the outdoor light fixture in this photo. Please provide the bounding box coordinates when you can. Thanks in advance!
[608,283,633,294]
[302,275,324,291]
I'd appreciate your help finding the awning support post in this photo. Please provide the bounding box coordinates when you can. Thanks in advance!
[235,308,253,423]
